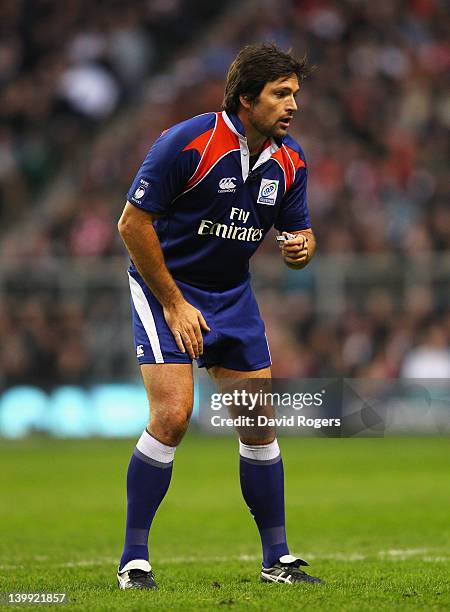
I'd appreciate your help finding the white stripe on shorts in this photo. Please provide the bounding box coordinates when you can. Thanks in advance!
[265,332,272,364]
[128,273,164,363]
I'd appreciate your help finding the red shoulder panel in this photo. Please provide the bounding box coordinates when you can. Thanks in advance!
[285,145,306,172]
[185,113,240,190]
[183,128,214,156]
[272,144,306,191]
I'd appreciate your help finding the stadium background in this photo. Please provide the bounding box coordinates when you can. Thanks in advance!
[0,1,449,609]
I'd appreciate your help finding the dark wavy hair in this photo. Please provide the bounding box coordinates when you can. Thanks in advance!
[222,43,309,114]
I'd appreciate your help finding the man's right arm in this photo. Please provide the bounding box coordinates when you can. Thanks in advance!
[118,201,210,359]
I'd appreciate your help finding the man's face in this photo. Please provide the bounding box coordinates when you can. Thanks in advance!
[245,74,300,140]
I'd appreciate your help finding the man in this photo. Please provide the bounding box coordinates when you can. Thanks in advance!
[117,43,322,589]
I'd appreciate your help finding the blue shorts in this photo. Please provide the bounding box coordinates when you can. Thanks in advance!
[127,270,271,371]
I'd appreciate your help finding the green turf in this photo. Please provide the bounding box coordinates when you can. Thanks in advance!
[1,434,449,611]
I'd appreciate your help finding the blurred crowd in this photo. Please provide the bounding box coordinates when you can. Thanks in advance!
[0,0,449,387]
[0,0,226,227]
[260,282,449,379]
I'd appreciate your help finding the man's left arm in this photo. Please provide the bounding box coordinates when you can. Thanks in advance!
[274,153,315,270]
[278,228,316,269]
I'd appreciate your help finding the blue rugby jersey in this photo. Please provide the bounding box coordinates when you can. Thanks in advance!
[127,111,311,289]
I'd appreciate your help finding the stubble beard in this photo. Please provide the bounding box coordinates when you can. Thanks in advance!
[248,110,281,141]
[249,115,287,138]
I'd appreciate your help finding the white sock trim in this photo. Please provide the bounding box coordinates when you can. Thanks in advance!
[136,430,176,463]
[239,439,280,461]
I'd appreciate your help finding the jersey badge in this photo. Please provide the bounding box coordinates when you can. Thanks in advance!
[134,179,149,200]
[257,178,279,205]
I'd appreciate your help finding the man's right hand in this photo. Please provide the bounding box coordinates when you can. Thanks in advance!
[163,300,210,359]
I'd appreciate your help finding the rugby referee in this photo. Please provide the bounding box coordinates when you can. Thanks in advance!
[117,43,321,590]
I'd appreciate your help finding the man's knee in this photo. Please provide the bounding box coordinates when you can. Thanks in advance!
[148,402,192,446]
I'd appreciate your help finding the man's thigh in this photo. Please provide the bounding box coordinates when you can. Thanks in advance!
[208,366,275,444]
[141,363,194,445]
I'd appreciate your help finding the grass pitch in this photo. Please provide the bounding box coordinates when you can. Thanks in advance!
[1,434,449,611]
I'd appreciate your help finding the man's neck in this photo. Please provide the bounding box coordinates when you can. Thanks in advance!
[237,110,266,155]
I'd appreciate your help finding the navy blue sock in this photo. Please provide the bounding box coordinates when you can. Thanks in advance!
[120,430,175,570]
[239,439,289,567]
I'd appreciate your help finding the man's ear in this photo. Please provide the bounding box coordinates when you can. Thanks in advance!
[239,94,252,110]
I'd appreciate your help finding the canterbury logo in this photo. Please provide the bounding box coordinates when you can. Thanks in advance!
[218,177,237,191]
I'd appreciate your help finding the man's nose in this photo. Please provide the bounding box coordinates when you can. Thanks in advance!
[286,96,297,112]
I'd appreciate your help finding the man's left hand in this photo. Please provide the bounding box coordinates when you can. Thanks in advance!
[279,232,309,268]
